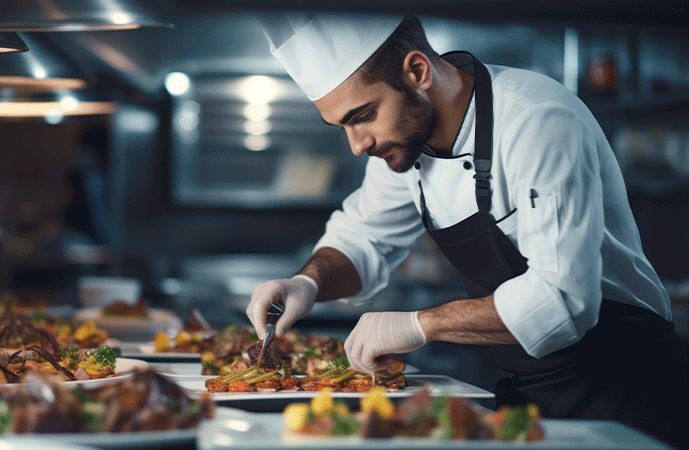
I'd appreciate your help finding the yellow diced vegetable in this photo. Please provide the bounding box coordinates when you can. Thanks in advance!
[175,330,192,346]
[361,386,395,419]
[74,321,96,341]
[284,403,311,432]
[527,403,540,420]
[153,331,171,351]
[335,403,350,416]
[310,388,334,416]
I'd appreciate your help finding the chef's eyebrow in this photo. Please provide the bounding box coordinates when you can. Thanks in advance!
[322,102,373,127]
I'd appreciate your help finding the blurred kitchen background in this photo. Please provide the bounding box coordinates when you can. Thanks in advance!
[0,1,688,391]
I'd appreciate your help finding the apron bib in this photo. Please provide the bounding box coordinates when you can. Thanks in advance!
[417,51,689,447]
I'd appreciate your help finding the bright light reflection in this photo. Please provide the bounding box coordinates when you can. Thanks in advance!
[58,94,79,112]
[238,75,282,103]
[243,103,271,121]
[165,72,190,96]
[44,109,63,125]
[222,419,252,432]
[243,120,271,136]
[111,12,132,25]
[243,135,271,151]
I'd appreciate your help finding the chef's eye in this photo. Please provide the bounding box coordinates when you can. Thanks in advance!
[357,110,374,122]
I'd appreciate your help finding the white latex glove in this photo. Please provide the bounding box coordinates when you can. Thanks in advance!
[246,274,318,339]
[344,311,427,374]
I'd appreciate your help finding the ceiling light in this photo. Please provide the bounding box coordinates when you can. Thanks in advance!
[0,90,117,118]
[0,34,85,92]
[165,72,191,96]
[238,76,284,104]
[0,32,28,53]
[244,135,271,152]
[0,0,172,32]
[243,120,271,136]
[243,103,271,121]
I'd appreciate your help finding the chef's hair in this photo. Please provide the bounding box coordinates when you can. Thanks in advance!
[358,15,439,93]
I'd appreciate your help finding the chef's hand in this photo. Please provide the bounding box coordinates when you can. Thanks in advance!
[345,311,427,374]
[246,275,318,339]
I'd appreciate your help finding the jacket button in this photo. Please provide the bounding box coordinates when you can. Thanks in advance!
[463,161,473,170]
[414,162,421,170]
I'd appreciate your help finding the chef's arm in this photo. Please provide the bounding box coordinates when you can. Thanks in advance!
[297,247,362,301]
[417,295,517,345]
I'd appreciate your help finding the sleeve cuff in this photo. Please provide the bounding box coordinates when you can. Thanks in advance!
[494,269,582,358]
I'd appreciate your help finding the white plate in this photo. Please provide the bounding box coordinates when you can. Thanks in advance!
[0,358,150,389]
[152,362,420,379]
[2,407,240,450]
[178,374,494,401]
[73,307,182,341]
[197,409,671,450]
[118,342,201,361]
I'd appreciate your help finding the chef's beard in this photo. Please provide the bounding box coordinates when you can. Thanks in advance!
[367,86,434,174]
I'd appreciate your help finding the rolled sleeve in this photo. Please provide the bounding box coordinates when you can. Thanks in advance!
[314,158,424,305]
[494,271,582,358]
[495,103,604,358]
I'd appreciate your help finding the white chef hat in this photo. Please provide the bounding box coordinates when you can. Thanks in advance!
[260,14,404,101]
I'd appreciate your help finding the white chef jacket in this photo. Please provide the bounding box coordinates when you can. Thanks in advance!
[314,61,671,359]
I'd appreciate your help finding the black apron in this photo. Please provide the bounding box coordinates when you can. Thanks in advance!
[417,51,689,447]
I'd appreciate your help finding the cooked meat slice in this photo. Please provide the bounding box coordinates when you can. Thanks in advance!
[205,378,228,393]
[227,380,253,392]
[255,380,281,392]
[246,340,283,371]
[280,377,299,391]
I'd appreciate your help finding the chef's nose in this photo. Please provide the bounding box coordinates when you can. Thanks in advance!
[348,129,375,157]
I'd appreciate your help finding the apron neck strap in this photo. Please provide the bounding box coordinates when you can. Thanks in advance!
[472,56,494,214]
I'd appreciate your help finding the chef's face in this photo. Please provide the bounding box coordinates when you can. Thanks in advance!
[315,72,434,173]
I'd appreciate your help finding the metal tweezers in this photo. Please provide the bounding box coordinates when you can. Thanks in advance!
[256,302,284,365]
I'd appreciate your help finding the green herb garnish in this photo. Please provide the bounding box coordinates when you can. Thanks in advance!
[89,345,117,369]
[72,386,90,404]
[327,356,350,370]
[202,361,219,372]
[303,347,320,359]
[495,407,531,440]
[59,345,80,368]
[431,397,453,440]
[333,405,359,435]
[29,312,48,324]
[80,402,105,432]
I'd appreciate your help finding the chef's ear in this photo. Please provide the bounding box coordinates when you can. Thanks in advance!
[402,50,433,91]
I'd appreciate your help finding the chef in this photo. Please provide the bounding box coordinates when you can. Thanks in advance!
[247,14,688,445]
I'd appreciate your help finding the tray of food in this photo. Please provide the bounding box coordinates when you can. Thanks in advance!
[0,368,223,449]
[197,388,669,449]
[177,340,493,403]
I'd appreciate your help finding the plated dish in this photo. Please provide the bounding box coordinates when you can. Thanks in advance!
[204,340,406,394]
[0,368,214,434]
[198,409,668,450]
[283,387,543,440]
[178,375,493,402]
